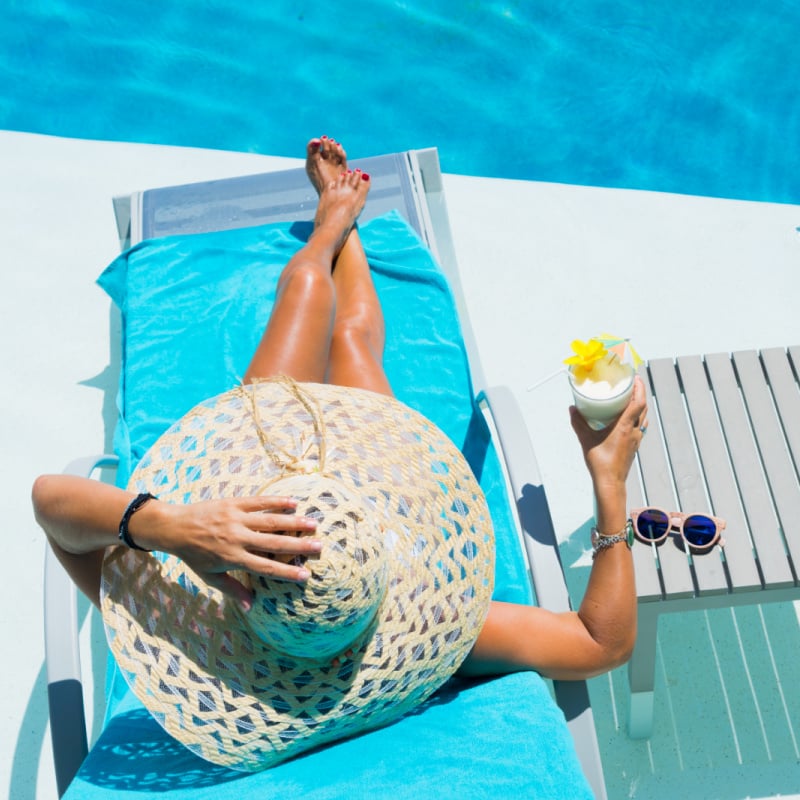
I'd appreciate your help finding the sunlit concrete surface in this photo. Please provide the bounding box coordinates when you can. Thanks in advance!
[3,130,798,799]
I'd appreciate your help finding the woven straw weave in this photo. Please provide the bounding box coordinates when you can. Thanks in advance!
[101,380,494,771]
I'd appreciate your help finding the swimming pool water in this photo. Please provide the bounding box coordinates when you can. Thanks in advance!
[3,0,799,204]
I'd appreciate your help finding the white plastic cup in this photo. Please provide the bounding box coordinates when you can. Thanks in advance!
[568,365,635,430]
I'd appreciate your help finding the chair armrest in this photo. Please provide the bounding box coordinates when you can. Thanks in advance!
[478,387,608,800]
[478,386,571,612]
[45,454,118,797]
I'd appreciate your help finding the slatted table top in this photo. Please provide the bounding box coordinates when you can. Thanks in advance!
[628,346,800,603]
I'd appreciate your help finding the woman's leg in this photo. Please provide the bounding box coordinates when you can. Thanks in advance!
[328,228,392,396]
[243,147,370,383]
[305,137,393,397]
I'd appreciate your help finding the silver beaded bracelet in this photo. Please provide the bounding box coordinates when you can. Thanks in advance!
[591,520,634,560]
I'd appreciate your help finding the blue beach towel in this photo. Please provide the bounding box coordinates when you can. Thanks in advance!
[68,211,592,799]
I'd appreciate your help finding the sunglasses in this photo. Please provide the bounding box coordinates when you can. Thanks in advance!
[630,507,726,552]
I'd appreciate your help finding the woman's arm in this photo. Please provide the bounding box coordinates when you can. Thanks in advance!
[32,474,321,611]
[462,376,647,680]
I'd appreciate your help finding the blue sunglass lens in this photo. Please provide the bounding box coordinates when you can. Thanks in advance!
[683,515,717,547]
[637,509,670,540]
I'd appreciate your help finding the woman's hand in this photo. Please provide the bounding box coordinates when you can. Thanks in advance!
[570,375,648,493]
[131,495,321,610]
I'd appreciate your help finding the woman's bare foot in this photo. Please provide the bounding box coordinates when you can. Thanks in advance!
[310,169,370,257]
[306,136,368,197]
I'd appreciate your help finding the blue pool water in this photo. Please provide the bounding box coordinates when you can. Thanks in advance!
[3,0,799,204]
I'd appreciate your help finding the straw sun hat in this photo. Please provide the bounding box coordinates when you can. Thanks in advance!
[101,378,495,771]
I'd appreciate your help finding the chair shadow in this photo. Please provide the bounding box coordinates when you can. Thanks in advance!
[76,708,242,791]
[15,302,123,800]
[74,674,482,792]
[10,663,50,800]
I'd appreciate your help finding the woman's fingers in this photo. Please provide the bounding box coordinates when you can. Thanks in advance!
[628,377,649,435]
[623,376,647,425]
[231,494,299,513]
[226,496,320,538]
[241,528,323,555]
[239,552,313,584]
[244,509,318,534]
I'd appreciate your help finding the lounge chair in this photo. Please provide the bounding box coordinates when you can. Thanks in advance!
[46,149,607,798]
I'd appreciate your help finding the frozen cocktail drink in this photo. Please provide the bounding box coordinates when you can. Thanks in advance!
[568,355,635,430]
[564,336,640,430]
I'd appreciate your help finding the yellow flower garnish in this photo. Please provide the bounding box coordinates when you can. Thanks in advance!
[564,339,607,380]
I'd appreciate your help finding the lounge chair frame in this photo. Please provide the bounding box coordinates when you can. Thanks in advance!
[45,149,608,798]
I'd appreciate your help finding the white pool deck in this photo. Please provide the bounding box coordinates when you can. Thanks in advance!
[3,130,799,799]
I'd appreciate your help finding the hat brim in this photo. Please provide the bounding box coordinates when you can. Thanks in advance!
[101,381,495,771]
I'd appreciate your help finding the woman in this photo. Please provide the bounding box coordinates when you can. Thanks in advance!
[33,135,646,691]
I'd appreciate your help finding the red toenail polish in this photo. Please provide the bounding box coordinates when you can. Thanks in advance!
[362,173,370,181]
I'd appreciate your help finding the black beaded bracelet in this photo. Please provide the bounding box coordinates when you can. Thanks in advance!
[118,492,156,551]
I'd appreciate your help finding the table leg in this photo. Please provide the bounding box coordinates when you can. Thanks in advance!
[627,602,660,738]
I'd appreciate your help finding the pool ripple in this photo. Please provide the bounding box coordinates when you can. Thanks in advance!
[2,0,799,204]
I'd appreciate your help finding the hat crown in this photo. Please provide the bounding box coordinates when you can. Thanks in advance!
[244,474,387,661]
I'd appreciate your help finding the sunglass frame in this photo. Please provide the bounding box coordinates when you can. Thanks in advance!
[630,507,726,552]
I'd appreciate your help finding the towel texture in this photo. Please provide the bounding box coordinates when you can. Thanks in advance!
[69,211,592,799]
